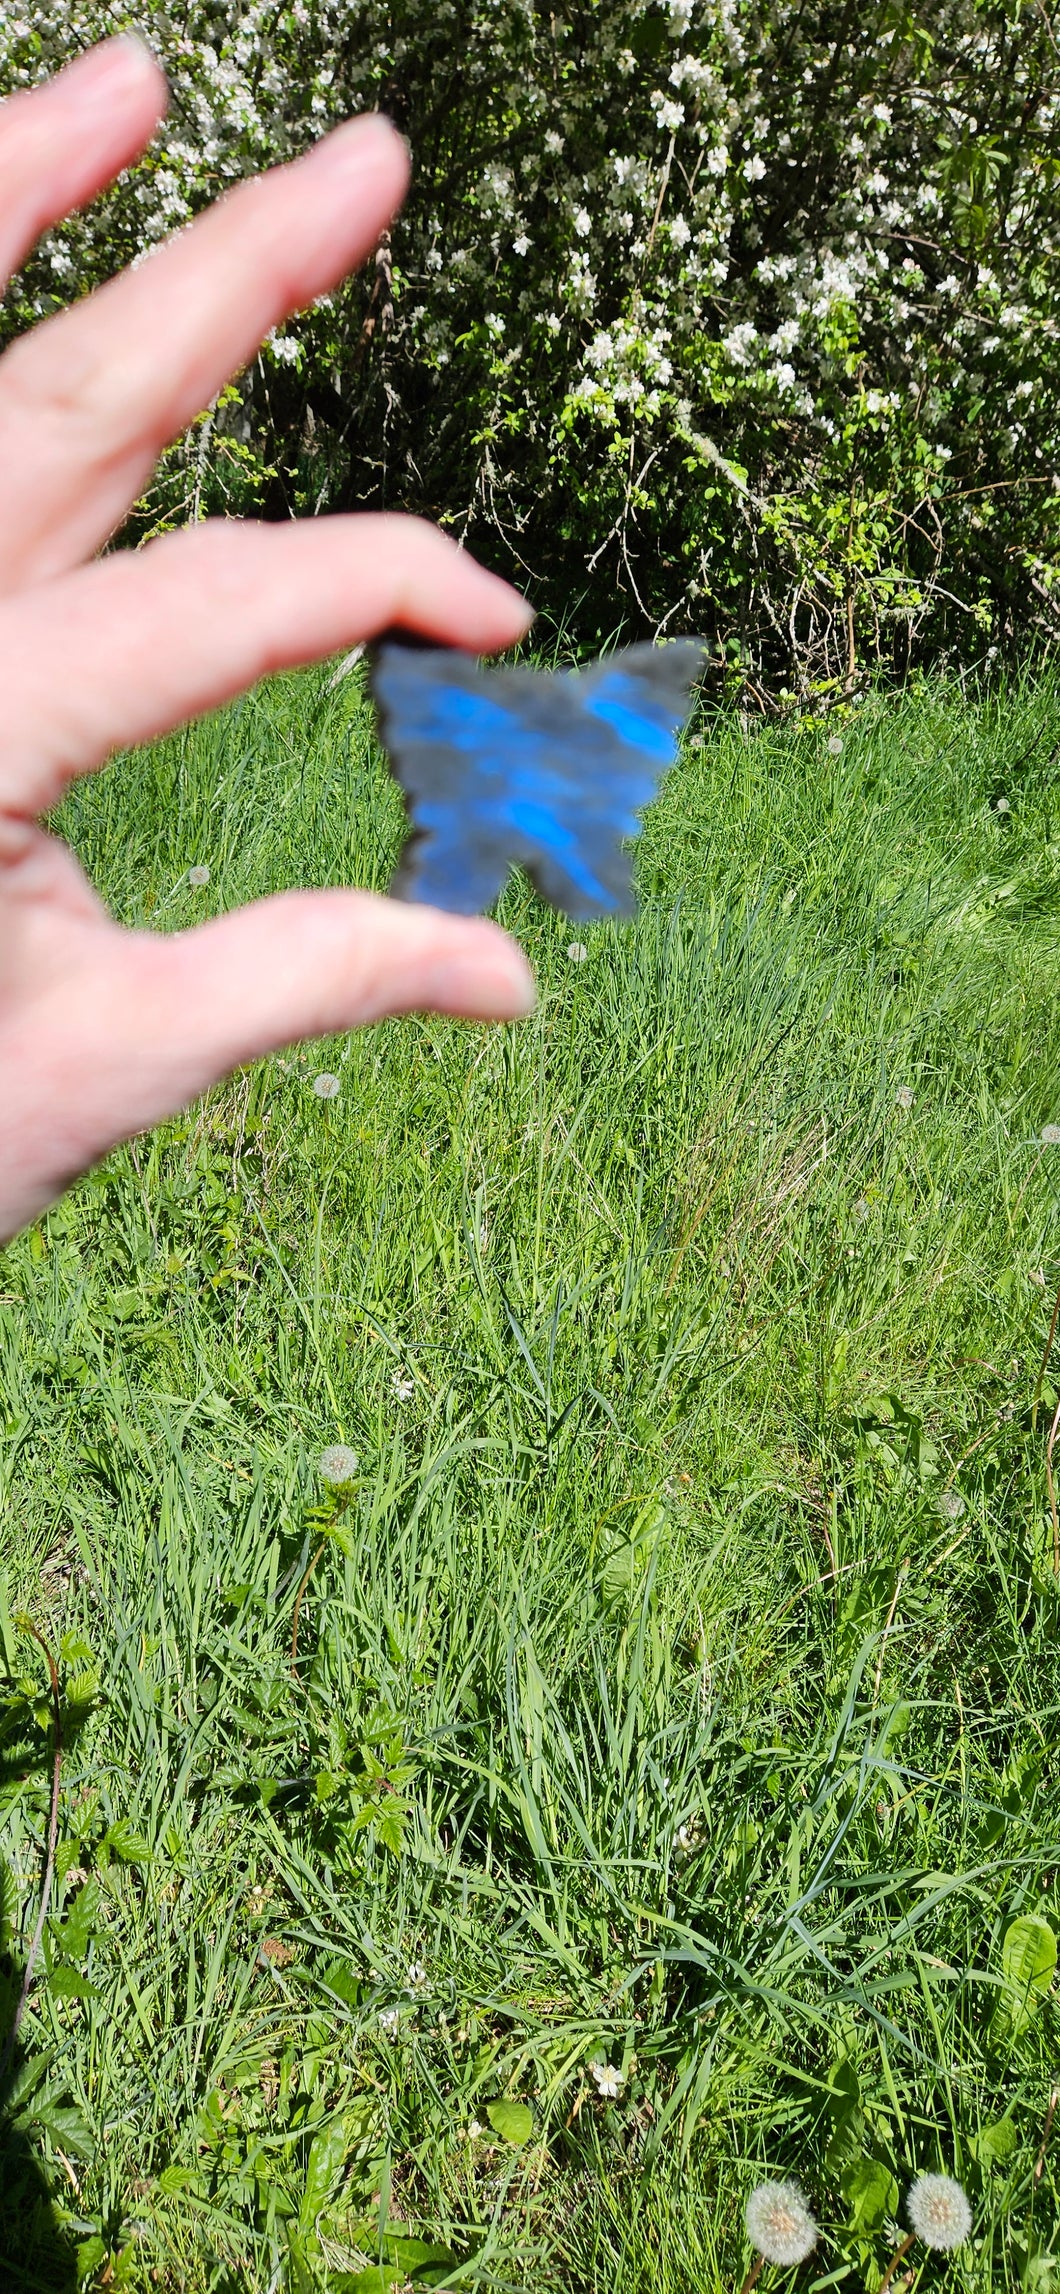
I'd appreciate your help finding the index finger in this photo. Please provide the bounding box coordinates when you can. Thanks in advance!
[0,38,166,289]
[0,111,409,594]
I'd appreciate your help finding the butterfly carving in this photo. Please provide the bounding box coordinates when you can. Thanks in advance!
[370,634,708,919]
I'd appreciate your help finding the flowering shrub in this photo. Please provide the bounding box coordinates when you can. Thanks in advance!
[4,0,1060,685]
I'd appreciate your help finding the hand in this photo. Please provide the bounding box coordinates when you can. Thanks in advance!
[0,38,536,1242]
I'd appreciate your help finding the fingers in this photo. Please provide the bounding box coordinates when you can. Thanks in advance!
[0,515,534,815]
[0,38,166,288]
[0,895,536,1236]
[0,112,409,592]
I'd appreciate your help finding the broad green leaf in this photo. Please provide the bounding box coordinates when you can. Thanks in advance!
[298,2118,348,2228]
[994,1914,1056,2036]
[841,2155,899,2235]
[331,2271,401,2293]
[975,2115,1018,2165]
[75,2238,106,2286]
[383,2236,454,2271]
[600,1542,636,1611]
[486,2099,533,2145]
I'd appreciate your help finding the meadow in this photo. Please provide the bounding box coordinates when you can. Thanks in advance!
[1,662,1059,2293]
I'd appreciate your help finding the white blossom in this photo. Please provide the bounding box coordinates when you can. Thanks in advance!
[589,2061,625,2098]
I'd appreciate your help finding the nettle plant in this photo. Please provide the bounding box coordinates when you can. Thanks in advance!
[4,0,1060,688]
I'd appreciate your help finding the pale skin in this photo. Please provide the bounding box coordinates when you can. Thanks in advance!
[0,36,537,1243]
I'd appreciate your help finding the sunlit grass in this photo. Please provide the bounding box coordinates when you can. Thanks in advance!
[2,663,1060,2291]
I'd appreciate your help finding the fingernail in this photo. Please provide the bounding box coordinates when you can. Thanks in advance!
[70,34,160,107]
[432,947,537,1016]
[309,112,409,176]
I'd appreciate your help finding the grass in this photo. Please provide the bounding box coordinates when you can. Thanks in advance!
[2,659,1060,2293]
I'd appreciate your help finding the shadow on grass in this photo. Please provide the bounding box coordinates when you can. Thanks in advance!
[0,1705,79,2293]
[0,1957,80,2293]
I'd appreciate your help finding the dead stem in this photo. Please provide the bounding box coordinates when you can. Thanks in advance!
[1046,1396,1060,1579]
[877,2232,916,2294]
[290,1536,326,1678]
[1032,1274,1060,1434]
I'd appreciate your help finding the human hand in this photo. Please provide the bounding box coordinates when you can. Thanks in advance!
[0,38,536,1242]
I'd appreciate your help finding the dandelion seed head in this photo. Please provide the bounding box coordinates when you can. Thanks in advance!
[567,942,588,962]
[994,795,1011,813]
[1042,1125,1060,1145]
[188,863,211,886]
[826,733,844,755]
[745,2182,818,2266]
[935,1487,965,1520]
[895,1085,915,1109]
[313,1072,341,1100]
[318,1444,359,1485]
[907,2173,972,2251]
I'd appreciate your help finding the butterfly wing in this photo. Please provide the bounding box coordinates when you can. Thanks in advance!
[371,635,707,919]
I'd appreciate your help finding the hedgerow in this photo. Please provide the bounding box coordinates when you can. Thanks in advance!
[3,0,1060,685]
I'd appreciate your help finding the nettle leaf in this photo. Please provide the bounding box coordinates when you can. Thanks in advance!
[486,2099,533,2145]
[56,1877,101,1962]
[841,2155,899,2235]
[47,1966,100,2001]
[993,1914,1057,2038]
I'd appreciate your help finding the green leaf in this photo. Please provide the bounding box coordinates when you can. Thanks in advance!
[993,1914,1056,2037]
[47,1965,100,2001]
[974,2114,1018,2165]
[331,2272,401,2293]
[383,2236,454,2272]
[57,1877,100,1962]
[840,2155,899,2235]
[600,1542,636,1611]
[98,1818,151,1867]
[298,2117,348,2229]
[486,2099,533,2145]
[75,2237,106,2285]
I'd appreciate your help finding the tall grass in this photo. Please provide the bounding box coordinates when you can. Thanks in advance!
[2,665,1059,2291]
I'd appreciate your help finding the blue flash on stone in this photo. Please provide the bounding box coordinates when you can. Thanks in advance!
[370,633,708,920]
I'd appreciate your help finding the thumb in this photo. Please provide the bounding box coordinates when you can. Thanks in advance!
[1,892,536,1237]
[131,888,537,1111]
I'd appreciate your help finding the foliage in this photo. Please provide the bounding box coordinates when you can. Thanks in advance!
[1,664,1060,2285]
[4,2,1060,682]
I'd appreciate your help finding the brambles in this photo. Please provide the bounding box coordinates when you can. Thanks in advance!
[4,3,1060,681]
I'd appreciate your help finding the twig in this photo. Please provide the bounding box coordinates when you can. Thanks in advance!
[1034,2083,1058,2181]
[1046,1395,1060,1579]
[878,2232,916,2294]
[1031,1273,1060,1434]
[290,1537,326,1678]
[0,1620,63,2088]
